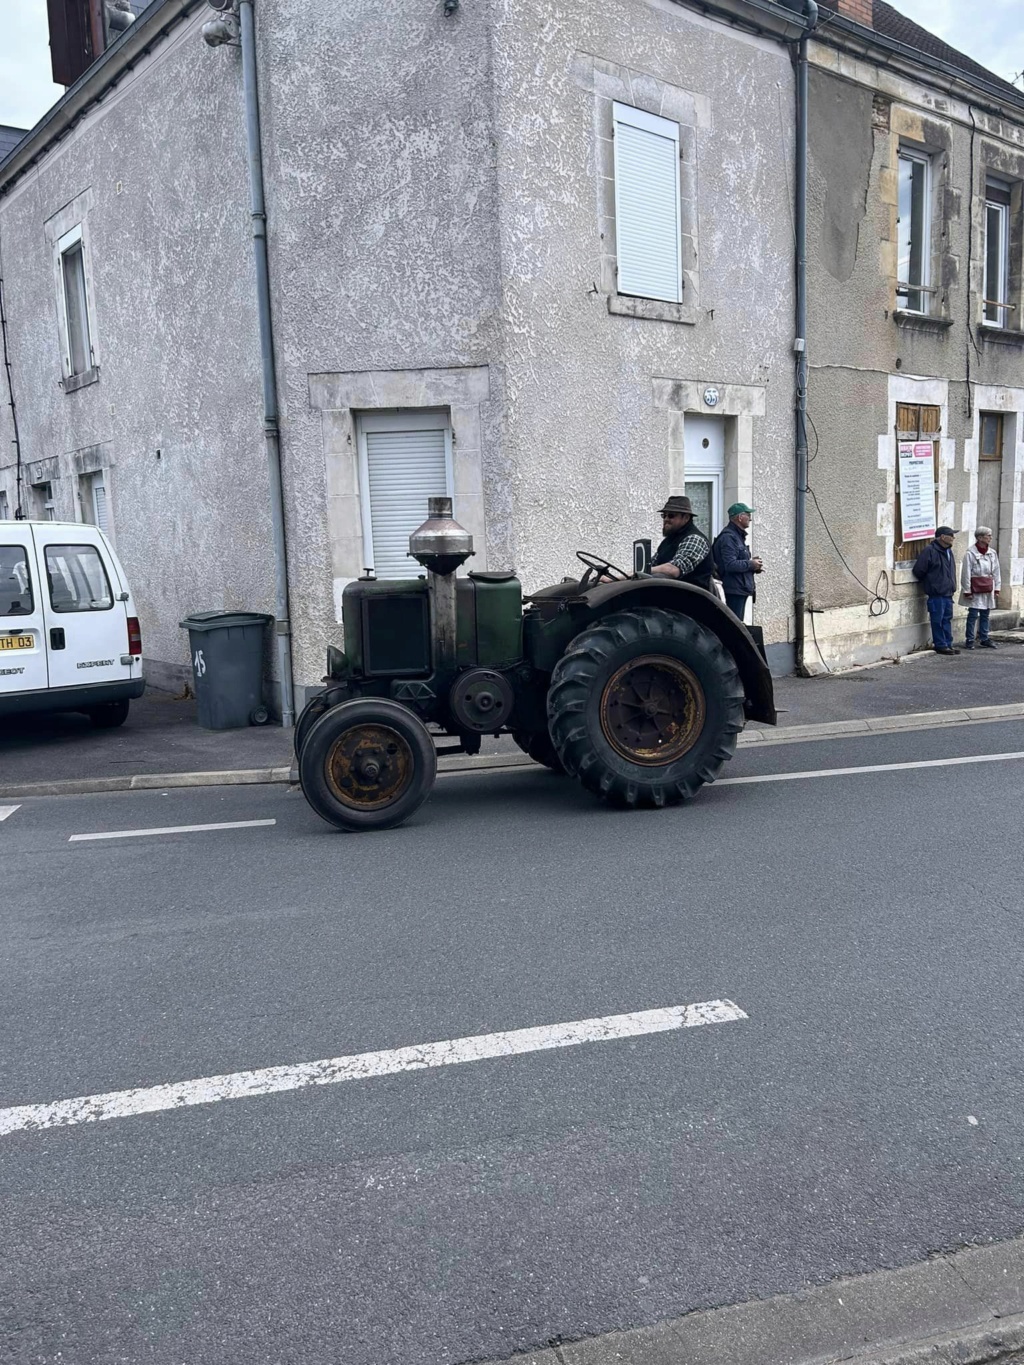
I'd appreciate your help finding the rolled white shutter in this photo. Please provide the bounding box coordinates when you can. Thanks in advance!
[92,479,110,534]
[613,103,682,303]
[365,426,450,578]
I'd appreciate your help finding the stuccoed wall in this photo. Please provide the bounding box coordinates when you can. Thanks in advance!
[255,0,505,691]
[0,10,275,691]
[487,0,797,651]
[805,57,1024,662]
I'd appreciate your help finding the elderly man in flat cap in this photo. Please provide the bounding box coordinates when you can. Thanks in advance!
[960,526,1001,649]
[650,495,716,591]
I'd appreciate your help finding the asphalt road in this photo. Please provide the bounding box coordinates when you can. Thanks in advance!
[2,719,1024,1364]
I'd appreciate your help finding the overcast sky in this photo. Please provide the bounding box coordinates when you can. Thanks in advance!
[0,0,1021,130]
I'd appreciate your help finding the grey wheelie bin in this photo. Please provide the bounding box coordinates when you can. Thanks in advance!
[180,611,273,730]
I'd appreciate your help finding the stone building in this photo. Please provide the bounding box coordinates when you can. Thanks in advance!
[0,0,807,708]
[803,2,1024,667]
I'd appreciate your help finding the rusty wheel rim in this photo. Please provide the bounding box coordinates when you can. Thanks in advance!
[600,654,706,766]
[324,723,414,811]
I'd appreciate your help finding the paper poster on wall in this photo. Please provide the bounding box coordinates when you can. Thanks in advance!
[897,441,936,542]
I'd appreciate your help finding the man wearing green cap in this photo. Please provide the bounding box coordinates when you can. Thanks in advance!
[713,503,762,622]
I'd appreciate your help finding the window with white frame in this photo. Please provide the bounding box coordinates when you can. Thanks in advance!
[897,148,932,314]
[612,103,683,304]
[79,470,111,536]
[984,179,1012,327]
[356,411,453,579]
[57,225,94,378]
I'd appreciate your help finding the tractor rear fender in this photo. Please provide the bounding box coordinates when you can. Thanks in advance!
[576,579,777,725]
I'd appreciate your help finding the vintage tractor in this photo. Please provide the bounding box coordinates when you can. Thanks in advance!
[295,497,776,830]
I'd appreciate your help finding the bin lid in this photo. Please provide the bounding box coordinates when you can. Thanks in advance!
[179,611,274,632]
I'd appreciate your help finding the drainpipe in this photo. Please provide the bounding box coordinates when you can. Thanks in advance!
[238,0,295,725]
[793,0,818,676]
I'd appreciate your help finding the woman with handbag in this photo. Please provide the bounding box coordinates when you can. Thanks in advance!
[960,526,1001,649]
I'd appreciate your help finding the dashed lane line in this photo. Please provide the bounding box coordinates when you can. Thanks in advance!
[0,1000,746,1137]
[0,805,20,823]
[68,819,277,843]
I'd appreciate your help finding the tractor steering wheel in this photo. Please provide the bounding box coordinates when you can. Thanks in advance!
[576,550,632,588]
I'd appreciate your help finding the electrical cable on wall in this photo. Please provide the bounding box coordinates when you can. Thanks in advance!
[803,409,891,622]
[0,230,24,519]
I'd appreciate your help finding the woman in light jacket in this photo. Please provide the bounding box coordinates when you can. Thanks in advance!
[960,526,1001,649]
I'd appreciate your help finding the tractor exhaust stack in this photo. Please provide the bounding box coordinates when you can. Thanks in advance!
[409,497,474,677]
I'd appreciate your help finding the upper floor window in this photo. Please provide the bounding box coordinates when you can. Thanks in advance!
[984,179,1012,327]
[612,103,682,304]
[897,149,931,313]
[897,148,932,314]
[57,225,93,378]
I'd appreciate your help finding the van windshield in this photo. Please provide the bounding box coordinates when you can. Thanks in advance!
[45,544,114,612]
[0,546,33,616]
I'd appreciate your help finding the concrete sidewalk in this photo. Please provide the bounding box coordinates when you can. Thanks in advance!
[479,1234,1024,1365]
[0,636,1020,797]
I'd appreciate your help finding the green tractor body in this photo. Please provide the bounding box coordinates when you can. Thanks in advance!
[296,498,776,831]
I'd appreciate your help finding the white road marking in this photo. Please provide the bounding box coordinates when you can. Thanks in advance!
[68,819,276,843]
[717,750,1024,786]
[0,805,20,822]
[0,999,746,1137]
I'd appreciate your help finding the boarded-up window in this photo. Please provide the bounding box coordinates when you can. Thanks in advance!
[894,404,940,562]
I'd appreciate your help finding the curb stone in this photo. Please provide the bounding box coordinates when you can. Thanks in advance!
[1,702,1022,800]
[472,1237,1024,1365]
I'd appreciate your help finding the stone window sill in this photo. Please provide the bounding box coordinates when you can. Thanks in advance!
[608,294,696,325]
[61,365,100,393]
[977,324,1024,347]
[893,310,953,333]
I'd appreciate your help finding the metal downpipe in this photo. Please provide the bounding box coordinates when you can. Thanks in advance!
[239,0,295,726]
[793,0,818,676]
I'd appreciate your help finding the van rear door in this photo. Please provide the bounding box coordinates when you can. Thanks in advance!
[0,525,48,697]
[35,529,132,690]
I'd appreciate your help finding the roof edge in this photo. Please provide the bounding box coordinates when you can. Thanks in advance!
[0,0,202,199]
[817,10,1024,118]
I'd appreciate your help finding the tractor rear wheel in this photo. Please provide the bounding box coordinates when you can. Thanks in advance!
[299,698,437,831]
[511,728,565,773]
[547,608,744,808]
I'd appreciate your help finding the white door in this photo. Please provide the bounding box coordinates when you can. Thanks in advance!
[35,530,131,690]
[0,525,48,696]
[357,411,453,579]
[684,415,726,537]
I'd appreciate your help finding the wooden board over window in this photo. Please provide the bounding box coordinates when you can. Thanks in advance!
[894,403,940,562]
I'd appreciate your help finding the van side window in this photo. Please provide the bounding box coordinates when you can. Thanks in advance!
[0,546,33,617]
[45,544,113,613]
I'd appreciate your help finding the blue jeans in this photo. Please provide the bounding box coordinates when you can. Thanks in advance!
[927,595,954,649]
[966,607,990,644]
[725,593,749,622]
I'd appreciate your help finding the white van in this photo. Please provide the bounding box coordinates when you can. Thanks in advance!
[0,521,144,727]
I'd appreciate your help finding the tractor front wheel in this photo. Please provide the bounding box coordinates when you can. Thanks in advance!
[547,608,744,808]
[299,698,437,831]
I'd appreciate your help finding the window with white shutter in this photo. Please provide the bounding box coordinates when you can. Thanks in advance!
[612,103,682,304]
[357,411,453,579]
[79,471,111,537]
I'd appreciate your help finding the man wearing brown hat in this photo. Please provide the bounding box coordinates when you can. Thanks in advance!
[650,495,716,590]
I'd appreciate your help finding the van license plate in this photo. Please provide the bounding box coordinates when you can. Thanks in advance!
[0,636,33,650]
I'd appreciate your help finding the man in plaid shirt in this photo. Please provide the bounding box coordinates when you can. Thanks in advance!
[651,495,715,590]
